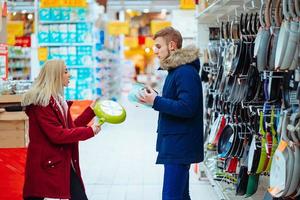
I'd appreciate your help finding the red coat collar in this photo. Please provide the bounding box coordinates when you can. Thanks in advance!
[49,96,69,127]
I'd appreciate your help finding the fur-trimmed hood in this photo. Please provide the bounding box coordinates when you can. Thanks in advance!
[160,45,200,70]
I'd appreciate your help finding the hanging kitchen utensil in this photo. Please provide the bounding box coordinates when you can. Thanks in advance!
[93,100,126,125]
[269,110,294,198]
[275,0,291,70]
[245,174,260,197]
[264,107,279,173]
[257,0,272,72]
[256,111,268,174]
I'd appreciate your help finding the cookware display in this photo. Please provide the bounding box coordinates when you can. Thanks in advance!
[202,0,299,198]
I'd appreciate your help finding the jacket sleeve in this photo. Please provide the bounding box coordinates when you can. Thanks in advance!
[34,105,95,144]
[152,67,202,118]
[73,106,95,127]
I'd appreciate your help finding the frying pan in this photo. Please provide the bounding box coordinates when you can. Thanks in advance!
[275,0,290,69]
[94,100,126,125]
[289,43,299,71]
[245,174,260,197]
[207,114,222,146]
[280,21,300,70]
[265,108,278,173]
[296,0,300,16]
[248,113,262,174]
[269,111,294,198]
[256,111,268,174]
[285,114,300,197]
[218,124,235,158]
[236,166,249,196]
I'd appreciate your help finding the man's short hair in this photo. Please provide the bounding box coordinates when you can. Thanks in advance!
[153,27,183,49]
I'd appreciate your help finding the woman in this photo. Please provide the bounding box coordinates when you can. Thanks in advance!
[21,59,100,200]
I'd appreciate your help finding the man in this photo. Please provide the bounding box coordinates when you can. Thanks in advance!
[138,27,204,200]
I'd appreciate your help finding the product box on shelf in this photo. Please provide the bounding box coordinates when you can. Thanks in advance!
[60,24,68,43]
[39,8,51,21]
[38,25,49,43]
[67,24,77,43]
[61,7,71,20]
[76,23,92,43]
[48,47,60,60]
[50,8,61,21]
[60,47,68,64]
[49,24,61,43]
[67,47,77,66]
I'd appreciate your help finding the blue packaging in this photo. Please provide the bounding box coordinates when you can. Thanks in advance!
[39,8,51,21]
[60,47,68,64]
[49,25,60,43]
[38,25,49,43]
[67,47,77,66]
[61,8,70,21]
[76,8,87,21]
[60,24,68,43]
[50,8,61,21]
[49,47,60,59]
[67,24,77,43]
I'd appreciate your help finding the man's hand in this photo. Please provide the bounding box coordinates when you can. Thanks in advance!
[137,86,158,106]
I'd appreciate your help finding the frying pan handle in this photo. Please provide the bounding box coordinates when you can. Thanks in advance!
[265,0,272,28]
[288,0,297,18]
[98,118,105,125]
[275,0,282,26]
[283,0,290,19]
[259,0,266,27]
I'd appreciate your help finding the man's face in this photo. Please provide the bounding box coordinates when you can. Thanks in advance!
[153,37,170,62]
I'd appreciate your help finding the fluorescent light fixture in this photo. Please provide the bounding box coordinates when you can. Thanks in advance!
[143,9,149,13]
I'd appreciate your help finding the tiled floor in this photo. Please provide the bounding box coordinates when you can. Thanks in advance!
[79,96,219,200]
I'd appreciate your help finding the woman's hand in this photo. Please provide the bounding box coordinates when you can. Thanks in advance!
[90,97,100,109]
[92,124,101,135]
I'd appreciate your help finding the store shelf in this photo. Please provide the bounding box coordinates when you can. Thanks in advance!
[39,20,92,24]
[196,0,260,24]
[8,57,31,59]
[67,65,94,69]
[0,95,23,104]
[39,43,93,47]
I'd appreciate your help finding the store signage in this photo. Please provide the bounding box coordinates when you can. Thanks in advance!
[0,43,8,80]
[145,37,154,48]
[107,21,129,35]
[15,36,31,47]
[7,21,24,46]
[180,0,196,9]
[150,21,171,35]
[38,47,48,62]
[124,37,138,48]
[41,0,87,8]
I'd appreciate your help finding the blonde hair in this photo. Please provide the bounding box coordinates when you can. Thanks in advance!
[22,59,66,107]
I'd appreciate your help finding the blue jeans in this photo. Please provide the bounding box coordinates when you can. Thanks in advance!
[162,164,191,200]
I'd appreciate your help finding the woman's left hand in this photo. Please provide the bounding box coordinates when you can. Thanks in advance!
[90,97,100,109]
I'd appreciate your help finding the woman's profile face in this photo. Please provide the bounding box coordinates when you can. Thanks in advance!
[63,66,70,87]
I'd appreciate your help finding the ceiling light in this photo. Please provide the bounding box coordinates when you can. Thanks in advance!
[161,9,167,14]
[27,14,33,20]
[143,9,149,13]
[22,10,27,14]
[145,48,151,53]
[126,9,132,13]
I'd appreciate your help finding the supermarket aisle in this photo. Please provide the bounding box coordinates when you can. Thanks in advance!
[79,96,218,200]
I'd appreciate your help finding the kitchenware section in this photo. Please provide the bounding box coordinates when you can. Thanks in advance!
[201,0,300,199]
